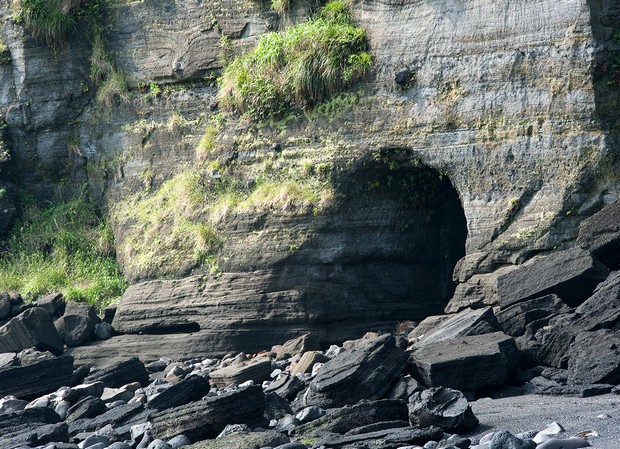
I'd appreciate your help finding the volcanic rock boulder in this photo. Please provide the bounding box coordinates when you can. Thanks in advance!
[295,399,408,436]
[0,350,74,400]
[55,301,100,347]
[316,425,444,449]
[0,307,64,355]
[410,332,518,390]
[496,248,609,308]
[36,293,66,320]
[415,306,501,347]
[577,199,620,269]
[146,374,211,410]
[567,329,620,385]
[304,334,407,408]
[209,357,272,388]
[83,357,149,388]
[151,385,265,442]
[496,294,569,337]
[189,431,290,449]
[408,387,479,432]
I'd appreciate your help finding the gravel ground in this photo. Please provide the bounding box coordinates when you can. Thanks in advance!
[464,394,620,448]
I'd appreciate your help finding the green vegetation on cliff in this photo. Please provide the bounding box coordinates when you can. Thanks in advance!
[219,0,371,120]
[0,196,126,307]
[18,0,79,44]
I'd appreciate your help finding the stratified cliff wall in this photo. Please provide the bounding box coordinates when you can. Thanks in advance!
[1,0,619,358]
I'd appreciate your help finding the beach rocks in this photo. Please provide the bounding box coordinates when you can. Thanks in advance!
[84,357,149,388]
[304,334,407,408]
[567,329,620,385]
[496,248,609,308]
[408,387,478,432]
[55,302,100,347]
[410,332,519,390]
[0,307,64,356]
[208,357,272,388]
[146,374,211,410]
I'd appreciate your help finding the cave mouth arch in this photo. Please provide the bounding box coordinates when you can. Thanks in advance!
[283,151,468,338]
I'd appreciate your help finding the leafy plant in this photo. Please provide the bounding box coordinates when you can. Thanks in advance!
[0,39,11,64]
[0,196,126,308]
[96,71,128,106]
[219,0,372,121]
[19,0,81,45]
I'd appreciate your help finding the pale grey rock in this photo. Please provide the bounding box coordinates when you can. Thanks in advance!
[209,357,272,388]
[167,435,190,449]
[489,430,535,449]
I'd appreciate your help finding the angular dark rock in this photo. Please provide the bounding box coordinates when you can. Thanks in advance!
[410,332,518,390]
[577,199,620,269]
[0,422,68,447]
[146,374,211,410]
[408,387,479,432]
[316,425,444,448]
[496,294,569,337]
[209,357,272,388]
[538,330,574,368]
[83,357,149,388]
[184,431,289,449]
[36,293,65,319]
[489,430,536,449]
[265,391,293,420]
[66,396,108,422]
[497,248,609,308]
[55,301,100,347]
[386,375,422,401]
[0,292,10,320]
[304,335,407,408]
[151,385,265,442]
[0,407,62,430]
[0,351,74,400]
[68,402,144,437]
[296,399,408,436]
[568,329,620,385]
[416,306,501,347]
[345,420,410,435]
[264,374,306,401]
[0,307,64,355]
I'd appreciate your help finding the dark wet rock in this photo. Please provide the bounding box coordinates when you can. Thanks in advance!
[265,391,294,420]
[496,294,569,337]
[94,322,114,341]
[209,357,272,388]
[0,292,10,321]
[296,399,408,436]
[146,374,211,410]
[0,422,69,447]
[151,385,265,442]
[36,293,65,320]
[84,357,149,388]
[68,402,144,437]
[416,307,501,347]
[345,420,410,435]
[0,351,74,400]
[10,296,33,319]
[567,329,620,385]
[497,248,609,308]
[185,431,289,449]
[410,332,518,390]
[577,199,620,269]
[264,374,306,401]
[0,307,64,356]
[538,330,574,368]
[408,387,478,433]
[0,407,61,430]
[304,335,407,408]
[315,425,444,448]
[71,365,91,386]
[55,301,100,347]
[386,375,422,402]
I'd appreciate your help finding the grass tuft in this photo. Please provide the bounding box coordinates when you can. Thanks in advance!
[19,0,81,45]
[219,0,371,121]
[0,196,127,308]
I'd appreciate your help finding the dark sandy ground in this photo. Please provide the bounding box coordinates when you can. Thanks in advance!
[464,394,620,448]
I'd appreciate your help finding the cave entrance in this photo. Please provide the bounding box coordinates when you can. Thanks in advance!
[285,151,468,338]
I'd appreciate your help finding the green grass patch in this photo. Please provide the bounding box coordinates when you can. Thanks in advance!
[0,196,127,308]
[219,0,372,121]
[19,0,81,45]
[111,155,335,279]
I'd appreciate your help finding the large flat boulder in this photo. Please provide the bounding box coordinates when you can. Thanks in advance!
[496,248,609,308]
[304,335,407,408]
[0,307,64,356]
[0,350,74,400]
[410,332,518,390]
[146,374,211,410]
[151,385,265,442]
[83,357,149,388]
[567,329,620,385]
[496,294,569,337]
[415,307,501,347]
[577,200,620,269]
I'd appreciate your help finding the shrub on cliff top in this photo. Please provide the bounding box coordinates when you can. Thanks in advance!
[0,196,127,308]
[219,0,372,120]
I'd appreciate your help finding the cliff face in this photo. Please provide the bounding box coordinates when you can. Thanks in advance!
[1,0,619,356]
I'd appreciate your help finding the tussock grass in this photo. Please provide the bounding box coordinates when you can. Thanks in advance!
[0,196,127,308]
[219,0,371,120]
[19,0,81,45]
